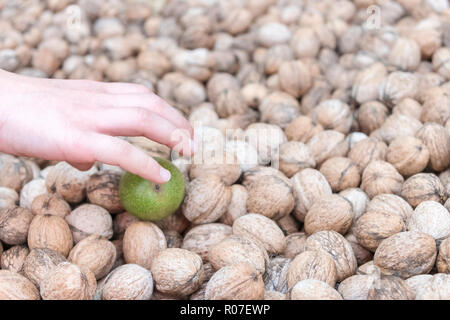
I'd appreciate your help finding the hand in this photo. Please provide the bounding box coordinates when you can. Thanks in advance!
[0,69,194,184]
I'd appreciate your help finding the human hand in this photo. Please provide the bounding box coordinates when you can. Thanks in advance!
[0,69,194,184]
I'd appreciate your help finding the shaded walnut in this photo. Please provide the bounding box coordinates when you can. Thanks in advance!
[387,136,430,176]
[208,235,268,275]
[0,270,40,300]
[392,98,422,120]
[259,92,301,129]
[263,257,290,293]
[264,291,285,300]
[242,166,291,188]
[407,201,450,240]
[278,60,311,97]
[415,123,450,172]
[310,99,352,134]
[283,232,307,259]
[112,211,139,238]
[28,214,73,257]
[0,187,18,210]
[0,206,33,245]
[220,184,248,225]
[246,175,294,220]
[357,101,388,135]
[86,172,123,214]
[182,223,232,262]
[278,141,315,177]
[405,274,433,299]
[304,194,354,235]
[68,235,116,280]
[189,151,242,185]
[319,157,360,192]
[354,211,406,252]
[361,161,404,198]
[305,231,357,282]
[0,154,33,192]
[367,194,413,222]
[374,231,437,278]
[0,245,29,273]
[284,116,323,143]
[338,274,378,300]
[437,238,450,273]
[388,37,421,71]
[19,178,47,210]
[420,87,450,126]
[378,72,419,107]
[345,233,373,266]
[401,173,447,207]
[31,193,71,217]
[205,263,264,300]
[164,230,183,248]
[416,274,450,300]
[307,130,349,166]
[232,213,286,255]
[367,275,413,300]
[154,209,190,234]
[288,279,342,300]
[348,138,388,172]
[215,89,248,118]
[375,114,422,144]
[122,221,166,269]
[339,188,370,220]
[65,204,113,243]
[151,248,204,296]
[241,83,268,109]
[291,169,332,222]
[351,62,388,104]
[245,123,287,165]
[182,174,232,224]
[23,248,67,288]
[277,214,301,235]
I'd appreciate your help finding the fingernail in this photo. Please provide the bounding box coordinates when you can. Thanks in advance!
[160,167,171,182]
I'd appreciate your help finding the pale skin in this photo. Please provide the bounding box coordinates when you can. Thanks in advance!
[0,69,194,184]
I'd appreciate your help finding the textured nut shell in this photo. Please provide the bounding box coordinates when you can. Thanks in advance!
[182,223,232,262]
[284,116,323,143]
[286,250,337,289]
[205,263,264,300]
[345,232,373,266]
[304,194,354,235]
[65,204,113,243]
[68,234,117,280]
[0,270,40,300]
[0,245,29,273]
[415,123,450,172]
[182,174,232,224]
[278,60,311,97]
[264,290,286,300]
[367,275,413,300]
[277,214,300,235]
[0,155,33,192]
[220,184,248,225]
[283,232,307,259]
[86,172,123,213]
[374,231,437,278]
[305,231,357,282]
[28,214,73,257]
[307,130,348,165]
[288,279,342,300]
[361,161,404,198]
[113,211,139,237]
[401,173,446,207]
[405,274,433,298]
[242,166,291,188]
[320,157,360,192]
[19,178,47,209]
[0,206,33,245]
[310,99,352,134]
[245,123,287,164]
[386,136,430,176]
[354,211,406,252]
[263,256,290,294]
[164,230,183,248]
[358,101,388,134]
[338,274,377,300]
[151,248,204,296]
[154,209,190,234]
[31,193,71,217]
[416,274,450,300]
[437,238,450,273]
[101,264,154,300]
[407,201,450,240]
[339,188,370,220]
[367,194,413,221]
[189,152,242,185]
[208,235,268,275]
[0,187,18,210]
[23,248,67,288]
[348,138,388,172]
[122,221,166,269]
[278,141,315,177]
[376,114,422,144]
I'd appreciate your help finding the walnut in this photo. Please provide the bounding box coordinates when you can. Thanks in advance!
[215,89,248,118]
[288,279,343,300]
[68,235,116,280]
[338,274,378,300]
[351,62,388,104]
[220,8,252,35]
[348,138,388,172]
[242,166,291,188]
[31,193,71,217]
[19,178,47,210]
[137,50,171,77]
[86,172,123,214]
[367,194,413,222]
[189,103,218,127]
[310,99,352,134]
[65,204,113,243]
[278,60,311,97]
[263,257,290,293]
[361,161,404,198]
[122,221,166,269]
[182,174,232,224]
[433,48,450,80]
[241,83,268,109]
[367,275,413,300]
[386,136,430,176]
[415,122,450,172]
[300,79,332,115]
[220,184,248,225]
[264,290,286,300]
[232,213,286,255]
[277,214,301,235]
[416,273,450,300]
[0,270,40,300]
[339,188,370,220]
[357,101,388,135]
[0,206,33,245]
[405,274,433,299]
[374,231,436,278]
[437,238,450,273]
[206,73,240,103]
[151,248,204,296]
[189,151,242,185]
[284,116,323,143]
[291,27,320,58]
[401,173,447,207]
[375,113,422,144]
[306,130,348,166]
[45,162,98,204]
[208,235,268,275]
[0,187,18,210]
[283,232,307,259]
[354,211,406,252]
[407,201,450,240]
[0,155,33,192]
[392,98,423,120]
[246,175,294,220]
[305,230,357,282]
[278,141,316,178]
[420,87,450,126]
[182,223,232,262]
[23,248,67,288]
[345,232,373,266]
[259,92,301,129]
[388,37,421,71]
[378,72,419,107]
[0,245,29,273]
[290,168,332,222]
[245,123,287,165]
[319,157,360,192]
[257,22,291,47]
[304,194,354,235]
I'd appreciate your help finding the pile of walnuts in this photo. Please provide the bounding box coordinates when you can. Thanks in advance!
[0,0,450,300]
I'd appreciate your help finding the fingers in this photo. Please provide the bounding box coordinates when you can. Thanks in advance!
[89,134,171,184]
[44,79,150,94]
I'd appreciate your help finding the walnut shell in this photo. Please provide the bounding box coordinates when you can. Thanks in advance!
[291,168,332,222]
[151,248,204,296]
[263,256,290,293]
[348,138,388,172]
[345,232,373,266]
[367,275,413,300]
[264,290,286,300]
[378,71,419,107]
[277,141,316,178]
[338,274,378,300]
[45,162,98,204]
[220,184,248,225]
[122,221,166,269]
[354,211,406,252]
[367,194,413,222]
[0,206,33,245]
[86,172,123,214]
[31,193,71,217]
[0,245,29,273]
[284,116,323,143]
[358,101,389,135]
[154,209,190,234]
[319,157,360,192]
[437,238,450,273]
[189,151,242,185]
[182,223,232,262]
[420,87,450,125]
[246,175,294,220]
[288,279,342,300]
[373,231,437,278]
[361,161,404,198]
[407,201,450,240]
[386,136,430,176]
[405,274,433,299]
[205,263,264,300]
[112,212,139,239]
[242,166,291,188]
[241,83,268,109]
[278,60,311,97]
[277,214,301,235]
[304,194,354,235]
[401,173,447,207]
[351,62,388,104]
[208,235,268,275]
[310,99,353,134]
[305,230,357,282]
[19,178,47,210]
[23,248,67,288]
[416,273,450,300]
[0,187,18,210]
[0,155,33,192]
[306,130,348,165]
[182,174,232,224]
[0,270,40,300]
[259,92,301,129]
[339,188,370,220]
[245,123,287,165]
[415,122,450,172]
[164,230,183,248]
[232,213,286,255]
[392,98,423,120]
[68,235,116,280]
[283,232,307,259]
[388,37,421,71]
[65,204,113,243]
[375,113,422,144]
